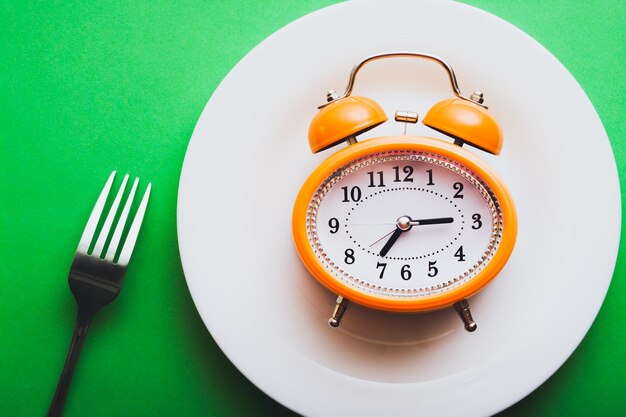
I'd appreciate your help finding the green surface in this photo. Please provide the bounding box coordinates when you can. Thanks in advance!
[1,0,624,416]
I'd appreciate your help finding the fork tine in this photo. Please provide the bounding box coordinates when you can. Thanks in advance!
[104,177,139,262]
[91,174,129,257]
[77,171,116,254]
[116,183,151,266]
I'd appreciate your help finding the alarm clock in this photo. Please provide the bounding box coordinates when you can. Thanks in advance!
[292,52,517,331]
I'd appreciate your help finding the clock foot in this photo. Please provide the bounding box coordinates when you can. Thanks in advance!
[454,299,477,332]
[328,296,350,328]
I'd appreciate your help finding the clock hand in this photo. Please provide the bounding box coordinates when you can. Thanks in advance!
[375,216,454,257]
[369,228,396,247]
[360,217,455,228]
[369,216,455,247]
[379,228,403,257]
[378,216,412,257]
[409,217,454,226]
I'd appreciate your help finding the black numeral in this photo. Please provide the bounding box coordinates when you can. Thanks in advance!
[376,262,387,279]
[453,182,464,199]
[367,171,385,188]
[454,246,466,262]
[428,260,438,277]
[392,166,414,182]
[426,169,434,185]
[341,186,362,202]
[472,213,482,230]
[401,264,412,280]
[328,218,339,234]
[344,249,355,264]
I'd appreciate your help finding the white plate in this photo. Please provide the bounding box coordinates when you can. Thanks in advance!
[177,1,620,416]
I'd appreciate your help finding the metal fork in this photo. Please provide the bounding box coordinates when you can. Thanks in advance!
[47,171,151,417]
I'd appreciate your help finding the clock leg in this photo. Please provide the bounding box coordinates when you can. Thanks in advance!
[328,296,350,328]
[454,299,477,332]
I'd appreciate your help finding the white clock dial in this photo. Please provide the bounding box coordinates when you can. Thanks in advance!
[306,151,503,299]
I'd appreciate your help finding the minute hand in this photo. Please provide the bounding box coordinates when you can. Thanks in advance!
[409,217,454,226]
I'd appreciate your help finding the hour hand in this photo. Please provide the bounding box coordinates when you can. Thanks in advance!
[379,228,403,257]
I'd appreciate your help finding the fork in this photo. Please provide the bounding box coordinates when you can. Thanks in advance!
[47,171,151,417]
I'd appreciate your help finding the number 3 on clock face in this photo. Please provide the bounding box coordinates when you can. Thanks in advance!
[293,138,517,313]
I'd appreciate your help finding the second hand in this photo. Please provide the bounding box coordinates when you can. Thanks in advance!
[369,229,397,247]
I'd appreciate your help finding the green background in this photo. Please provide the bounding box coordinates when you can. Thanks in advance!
[1,1,624,416]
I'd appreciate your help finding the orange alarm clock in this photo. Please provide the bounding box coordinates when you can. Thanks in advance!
[292,52,517,331]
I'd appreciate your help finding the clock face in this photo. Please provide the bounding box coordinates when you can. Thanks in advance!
[306,150,503,300]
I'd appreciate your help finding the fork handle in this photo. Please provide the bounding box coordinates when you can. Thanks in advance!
[47,310,93,417]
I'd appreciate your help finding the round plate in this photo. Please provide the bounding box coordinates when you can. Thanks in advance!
[177,1,620,416]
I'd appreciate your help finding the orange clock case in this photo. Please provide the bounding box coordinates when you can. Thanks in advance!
[292,136,517,312]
